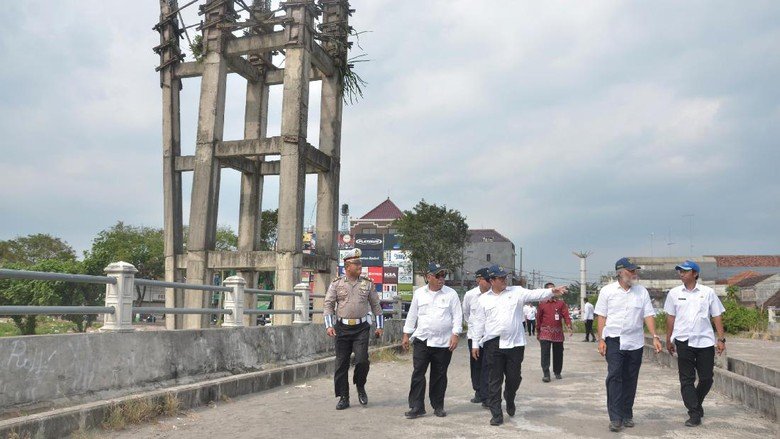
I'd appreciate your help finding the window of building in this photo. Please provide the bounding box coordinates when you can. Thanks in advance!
[363,228,377,234]
[486,254,491,262]
[388,228,398,234]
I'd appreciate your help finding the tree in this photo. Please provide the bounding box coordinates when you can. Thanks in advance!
[393,200,470,274]
[0,233,76,266]
[259,209,278,251]
[564,281,600,306]
[83,222,165,308]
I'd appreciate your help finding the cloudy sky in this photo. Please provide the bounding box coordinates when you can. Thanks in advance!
[1,1,778,282]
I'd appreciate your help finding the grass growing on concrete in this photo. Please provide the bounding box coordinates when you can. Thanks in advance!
[369,347,406,363]
[101,393,182,431]
[5,430,32,439]
[0,317,101,337]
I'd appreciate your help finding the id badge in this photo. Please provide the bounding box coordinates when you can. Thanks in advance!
[555,313,560,321]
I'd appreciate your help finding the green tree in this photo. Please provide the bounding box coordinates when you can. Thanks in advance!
[393,200,470,274]
[564,282,600,306]
[0,233,76,266]
[259,209,278,251]
[83,222,165,307]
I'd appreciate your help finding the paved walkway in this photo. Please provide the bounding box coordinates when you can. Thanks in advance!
[103,337,777,439]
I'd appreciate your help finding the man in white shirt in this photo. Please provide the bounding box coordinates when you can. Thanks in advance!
[582,297,596,342]
[401,263,462,419]
[525,303,537,335]
[595,257,662,433]
[663,260,726,427]
[462,267,491,404]
[470,265,567,426]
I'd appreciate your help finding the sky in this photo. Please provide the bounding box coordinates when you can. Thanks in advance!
[1,1,778,283]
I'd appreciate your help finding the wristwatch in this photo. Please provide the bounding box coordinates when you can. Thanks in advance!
[718,337,726,343]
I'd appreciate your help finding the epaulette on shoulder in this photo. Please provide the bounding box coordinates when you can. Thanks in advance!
[331,276,345,283]
[359,276,372,283]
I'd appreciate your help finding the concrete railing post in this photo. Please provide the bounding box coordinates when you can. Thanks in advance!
[293,282,310,324]
[393,296,402,320]
[101,261,137,332]
[222,276,246,327]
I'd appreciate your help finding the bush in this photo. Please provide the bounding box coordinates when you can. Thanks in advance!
[722,299,766,334]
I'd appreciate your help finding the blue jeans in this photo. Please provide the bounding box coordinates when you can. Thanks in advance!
[605,337,643,423]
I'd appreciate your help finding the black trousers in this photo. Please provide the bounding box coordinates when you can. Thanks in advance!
[540,340,564,376]
[675,339,715,420]
[333,321,370,397]
[526,319,536,335]
[584,319,594,341]
[408,339,453,410]
[605,337,643,423]
[484,338,525,418]
[468,339,490,401]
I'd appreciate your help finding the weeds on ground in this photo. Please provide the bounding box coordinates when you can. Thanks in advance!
[101,393,181,431]
[369,348,405,363]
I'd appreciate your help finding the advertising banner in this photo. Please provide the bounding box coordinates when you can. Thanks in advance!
[383,267,399,285]
[383,233,404,250]
[366,267,383,285]
[354,234,383,250]
[360,249,383,267]
[398,265,413,284]
[385,250,412,266]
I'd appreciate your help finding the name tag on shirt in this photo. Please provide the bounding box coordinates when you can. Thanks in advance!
[554,313,560,321]
[678,297,687,301]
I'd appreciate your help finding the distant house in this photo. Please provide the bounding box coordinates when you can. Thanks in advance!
[456,229,516,288]
[732,274,780,308]
[350,198,404,235]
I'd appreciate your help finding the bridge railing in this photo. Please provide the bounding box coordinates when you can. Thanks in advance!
[0,262,413,332]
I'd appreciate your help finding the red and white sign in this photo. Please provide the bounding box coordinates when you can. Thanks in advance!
[366,267,383,285]
[383,267,399,285]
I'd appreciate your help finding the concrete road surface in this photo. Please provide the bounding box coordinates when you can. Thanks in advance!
[103,337,778,439]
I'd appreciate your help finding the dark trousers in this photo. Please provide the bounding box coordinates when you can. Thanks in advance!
[484,338,525,418]
[333,321,370,398]
[584,319,594,341]
[468,339,490,401]
[540,340,564,376]
[408,339,453,410]
[605,337,643,423]
[675,339,715,420]
[526,319,536,335]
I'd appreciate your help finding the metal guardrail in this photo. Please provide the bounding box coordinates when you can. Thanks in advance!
[0,306,115,315]
[0,268,115,285]
[135,278,231,292]
[244,309,301,315]
[132,307,232,315]
[245,288,301,297]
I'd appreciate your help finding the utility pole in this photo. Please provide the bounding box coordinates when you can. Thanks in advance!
[683,214,694,257]
[573,251,593,319]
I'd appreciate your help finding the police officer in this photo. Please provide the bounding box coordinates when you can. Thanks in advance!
[324,248,384,410]
[664,260,726,427]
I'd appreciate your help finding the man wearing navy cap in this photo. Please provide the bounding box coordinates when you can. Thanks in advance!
[664,260,726,427]
[470,265,568,426]
[595,257,663,432]
[402,263,462,419]
[324,248,384,410]
[462,267,492,404]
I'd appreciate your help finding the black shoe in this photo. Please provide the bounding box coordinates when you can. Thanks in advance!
[591,339,596,342]
[542,375,551,383]
[357,386,368,406]
[506,400,516,417]
[555,374,562,380]
[470,396,483,403]
[685,417,701,427]
[490,415,504,426]
[434,408,447,417]
[582,339,589,342]
[697,407,704,418]
[404,408,426,419]
[623,418,634,428]
[608,421,623,432]
[336,396,350,410]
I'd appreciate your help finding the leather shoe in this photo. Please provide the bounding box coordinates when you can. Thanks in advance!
[434,408,447,417]
[555,374,562,380]
[506,400,516,417]
[490,415,504,426]
[685,417,701,427]
[336,396,350,410]
[357,386,368,406]
[470,396,483,403]
[404,408,426,419]
[623,418,634,428]
[608,421,623,432]
[542,375,551,383]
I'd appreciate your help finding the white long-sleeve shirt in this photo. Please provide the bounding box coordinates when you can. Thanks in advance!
[470,286,553,349]
[462,286,485,340]
[403,285,462,348]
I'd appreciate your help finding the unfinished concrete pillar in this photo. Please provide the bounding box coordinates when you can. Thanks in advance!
[312,0,348,324]
[274,0,315,325]
[157,0,186,330]
[185,0,234,329]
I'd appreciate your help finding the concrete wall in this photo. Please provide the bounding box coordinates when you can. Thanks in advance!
[460,241,515,282]
[0,320,404,416]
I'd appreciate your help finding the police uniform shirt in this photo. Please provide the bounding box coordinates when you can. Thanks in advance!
[594,281,655,350]
[471,286,553,349]
[663,283,725,348]
[323,276,382,325]
[403,285,462,348]
[462,286,482,341]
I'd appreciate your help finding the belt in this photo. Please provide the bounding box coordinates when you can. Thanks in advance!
[340,316,369,325]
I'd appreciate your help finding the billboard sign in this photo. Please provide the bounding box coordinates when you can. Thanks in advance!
[360,249,383,267]
[383,267,399,285]
[354,234,383,250]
